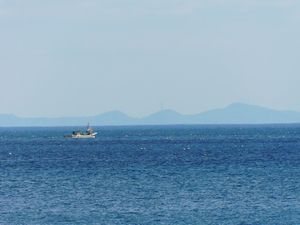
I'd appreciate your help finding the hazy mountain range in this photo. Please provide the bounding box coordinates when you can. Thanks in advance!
[1,103,300,127]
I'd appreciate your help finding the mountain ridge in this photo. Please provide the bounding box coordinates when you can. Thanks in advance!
[1,103,300,126]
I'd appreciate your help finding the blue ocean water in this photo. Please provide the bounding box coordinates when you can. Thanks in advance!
[0,125,300,225]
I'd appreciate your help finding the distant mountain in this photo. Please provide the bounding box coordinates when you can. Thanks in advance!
[0,114,20,126]
[89,111,136,126]
[141,109,184,125]
[190,103,300,124]
[1,103,300,126]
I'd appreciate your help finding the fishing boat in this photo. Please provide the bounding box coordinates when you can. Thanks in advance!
[65,123,97,139]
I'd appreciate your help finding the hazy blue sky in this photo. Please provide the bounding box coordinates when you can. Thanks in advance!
[0,0,300,117]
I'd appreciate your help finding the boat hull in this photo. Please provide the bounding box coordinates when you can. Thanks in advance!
[64,126,97,139]
[71,134,96,139]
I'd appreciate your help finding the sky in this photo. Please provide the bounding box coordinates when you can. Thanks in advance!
[0,0,300,117]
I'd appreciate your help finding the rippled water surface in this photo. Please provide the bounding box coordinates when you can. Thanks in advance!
[1,125,300,224]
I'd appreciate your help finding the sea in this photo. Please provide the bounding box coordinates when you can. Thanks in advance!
[0,125,300,225]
